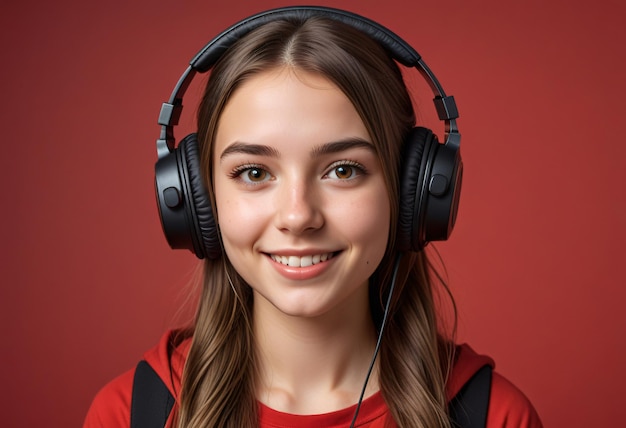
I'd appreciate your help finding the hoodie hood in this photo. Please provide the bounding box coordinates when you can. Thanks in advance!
[446,343,495,400]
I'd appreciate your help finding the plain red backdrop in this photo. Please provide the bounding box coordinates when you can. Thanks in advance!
[1,0,624,426]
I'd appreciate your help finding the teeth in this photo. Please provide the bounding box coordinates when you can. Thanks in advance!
[271,252,334,267]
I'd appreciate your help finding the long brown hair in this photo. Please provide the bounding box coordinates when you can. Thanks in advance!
[176,16,457,428]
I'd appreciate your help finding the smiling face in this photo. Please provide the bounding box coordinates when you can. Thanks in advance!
[212,68,391,319]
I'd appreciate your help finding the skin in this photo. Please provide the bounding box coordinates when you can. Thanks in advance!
[213,67,391,414]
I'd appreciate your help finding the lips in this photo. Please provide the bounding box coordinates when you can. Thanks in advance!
[269,252,336,267]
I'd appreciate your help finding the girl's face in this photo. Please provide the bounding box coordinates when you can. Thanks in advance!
[213,68,390,319]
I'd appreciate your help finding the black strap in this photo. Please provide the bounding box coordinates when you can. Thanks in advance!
[449,364,493,428]
[130,360,491,427]
[131,360,175,428]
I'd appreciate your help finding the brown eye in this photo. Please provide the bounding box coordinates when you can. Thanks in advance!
[327,162,364,180]
[246,168,267,182]
[333,165,354,179]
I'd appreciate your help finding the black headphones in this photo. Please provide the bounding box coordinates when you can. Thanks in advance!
[154,6,463,259]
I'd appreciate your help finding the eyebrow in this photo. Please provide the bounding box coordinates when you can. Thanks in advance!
[219,142,280,160]
[310,137,375,157]
[220,137,374,161]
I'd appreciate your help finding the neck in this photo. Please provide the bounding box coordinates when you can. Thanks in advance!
[253,288,379,414]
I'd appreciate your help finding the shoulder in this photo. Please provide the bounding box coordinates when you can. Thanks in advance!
[82,329,190,428]
[487,370,543,428]
[446,344,543,428]
[449,344,543,428]
[83,368,134,428]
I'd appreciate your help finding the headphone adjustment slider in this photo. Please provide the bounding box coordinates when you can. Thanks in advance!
[158,101,183,127]
[434,95,459,121]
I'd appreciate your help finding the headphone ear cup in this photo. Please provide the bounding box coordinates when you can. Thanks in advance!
[154,133,220,259]
[397,126,463,252]
[397,127,433,252]
[421,138,463,245]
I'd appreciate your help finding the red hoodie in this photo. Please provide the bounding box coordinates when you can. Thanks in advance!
[84,330,542,427]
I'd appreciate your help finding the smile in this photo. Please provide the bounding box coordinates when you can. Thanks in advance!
[269,252,336,267]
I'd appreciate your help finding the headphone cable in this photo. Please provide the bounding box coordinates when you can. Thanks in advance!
[349,253,402,428]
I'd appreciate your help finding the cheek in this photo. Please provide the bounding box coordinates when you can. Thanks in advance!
[213,184,265,252]
[335,187,391,257]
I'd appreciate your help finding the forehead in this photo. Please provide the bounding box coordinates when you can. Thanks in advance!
[214,68,371,154]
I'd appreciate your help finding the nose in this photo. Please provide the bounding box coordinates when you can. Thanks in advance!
[273,178,324,235]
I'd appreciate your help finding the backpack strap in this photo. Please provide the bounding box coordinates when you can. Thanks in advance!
[130,360,175,428]
[449,364,493,428]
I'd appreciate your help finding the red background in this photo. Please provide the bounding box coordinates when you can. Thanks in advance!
[2,0,624,426]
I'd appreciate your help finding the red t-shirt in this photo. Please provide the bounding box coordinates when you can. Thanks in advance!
[84,330,542,427]
[259,391,389,427]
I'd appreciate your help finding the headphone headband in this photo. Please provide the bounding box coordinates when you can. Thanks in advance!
[156,6,460,160]
[191,6,422,71]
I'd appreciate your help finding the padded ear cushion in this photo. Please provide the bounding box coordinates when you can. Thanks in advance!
[397,127,435,252]
[179,134,221,259]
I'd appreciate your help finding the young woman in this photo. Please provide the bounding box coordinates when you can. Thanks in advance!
[85,7,542,428]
